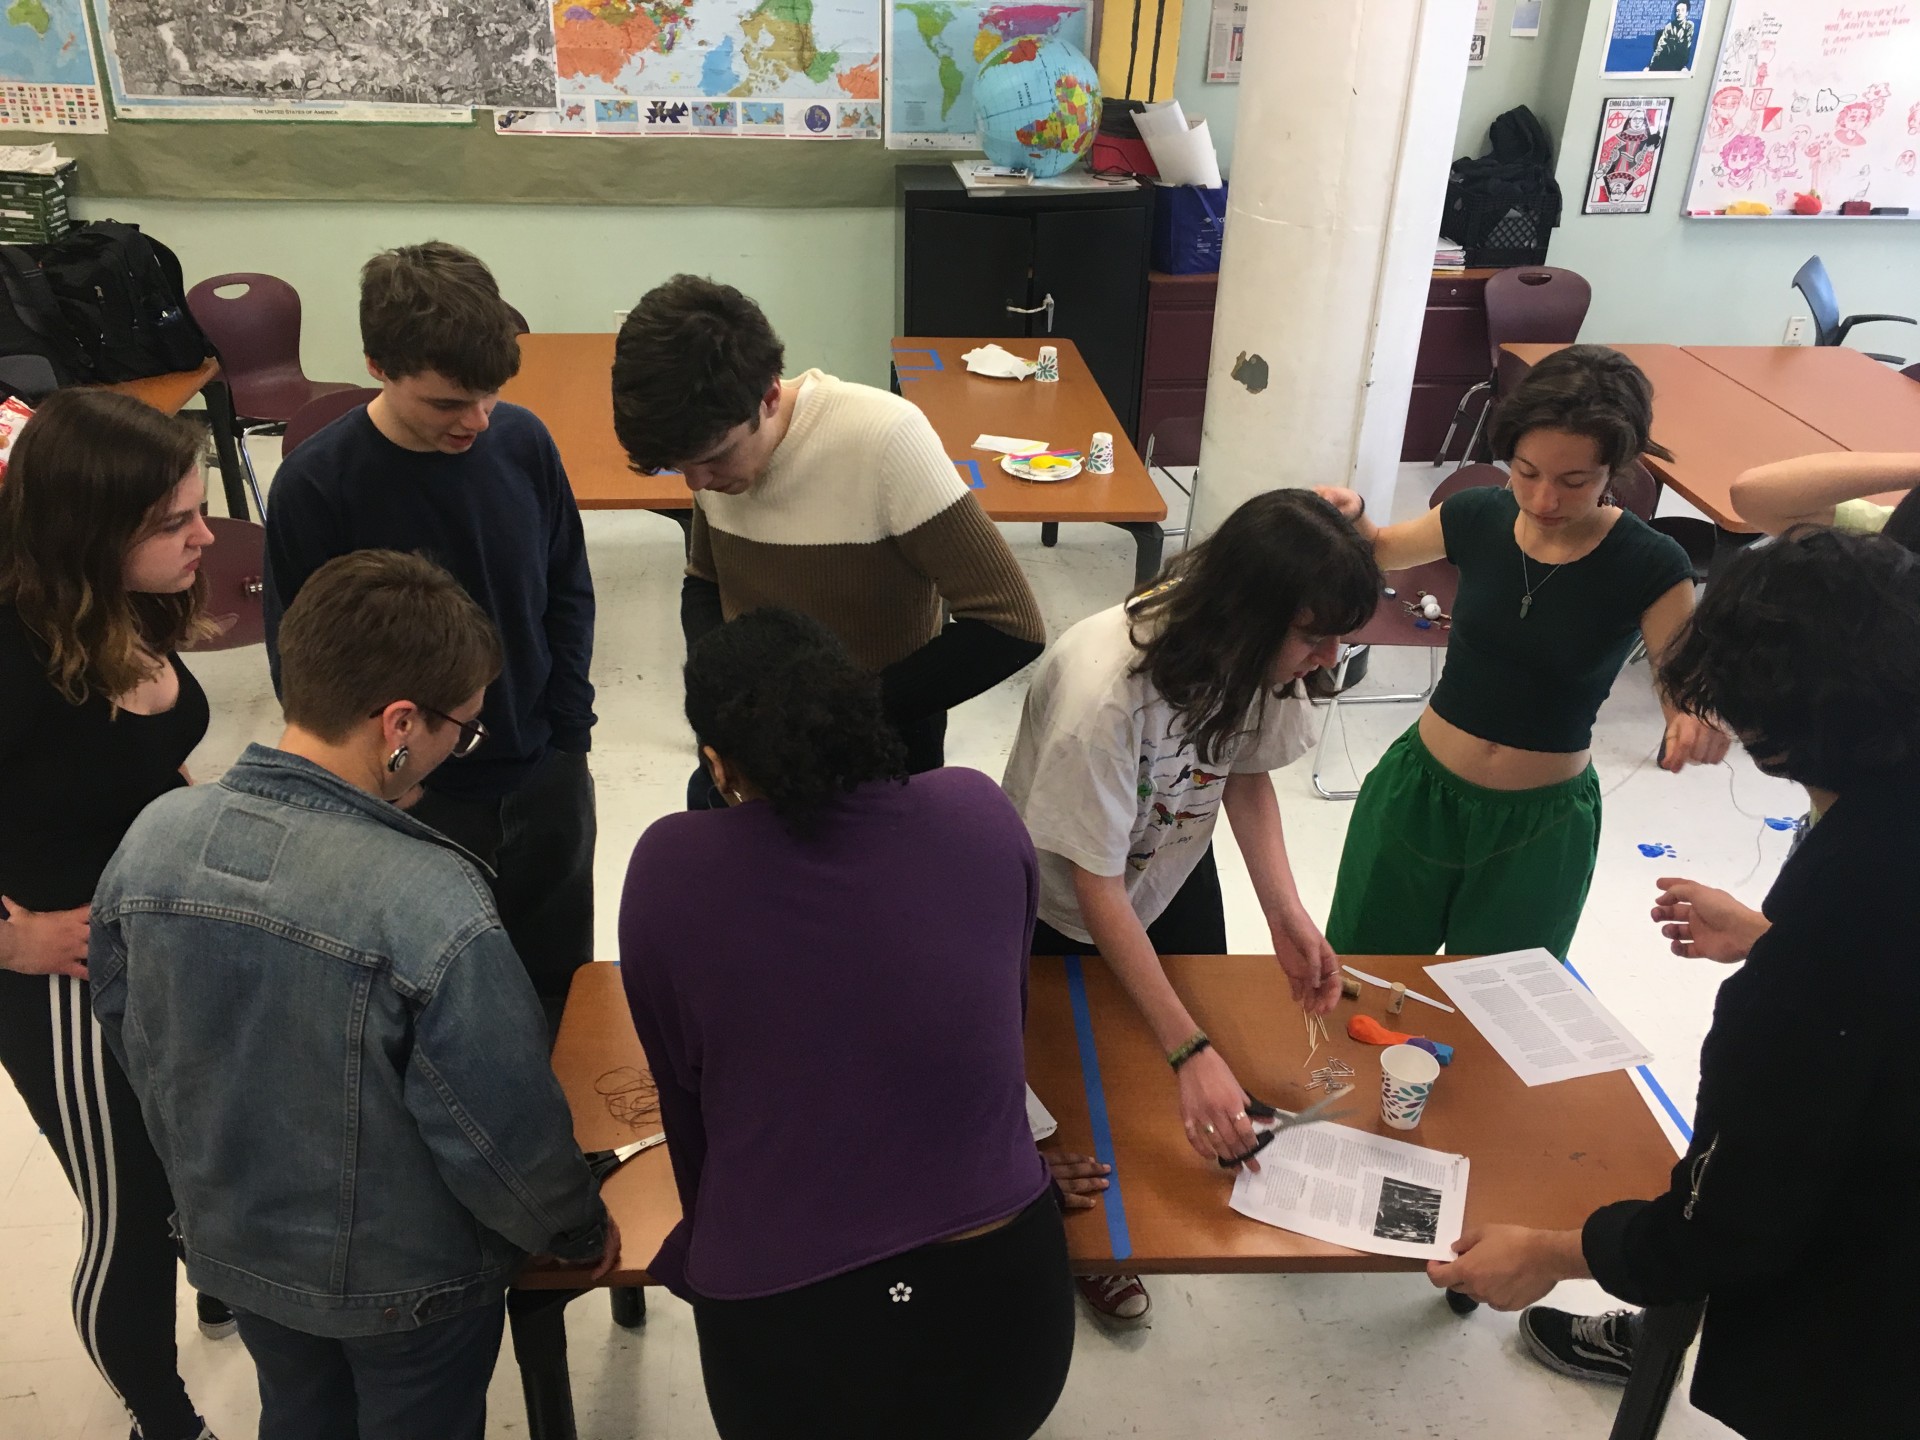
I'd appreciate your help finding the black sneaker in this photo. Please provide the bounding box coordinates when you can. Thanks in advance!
[1519,1306,1636,1384]
[195,1292,237,1340]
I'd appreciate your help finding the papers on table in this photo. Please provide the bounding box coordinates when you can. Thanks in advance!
[1425,949,1653,1087]
[1229,1119,1469,1260]
[1025,1085,1058,1142]
[974,433,1048,455]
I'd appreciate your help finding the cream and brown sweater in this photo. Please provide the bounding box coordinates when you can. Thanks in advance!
[684,371,1045,721]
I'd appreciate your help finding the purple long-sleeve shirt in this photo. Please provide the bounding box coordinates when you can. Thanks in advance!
[618,767,1052,1301]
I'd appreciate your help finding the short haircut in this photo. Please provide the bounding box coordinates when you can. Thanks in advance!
[611,275,786,473]
[278,551,502,743]
[1490,344,1674,479]
[0,388,209,705]
[1129,488,1381,764]
[360,242,521,394]
[684,608,905,833]
[1658,527,1920,792]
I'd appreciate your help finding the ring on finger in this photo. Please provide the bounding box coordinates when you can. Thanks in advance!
[1203,1123,1215,1135]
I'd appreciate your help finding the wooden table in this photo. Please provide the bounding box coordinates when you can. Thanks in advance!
[100,357,254,520]
[1683,345,1920,456]
[499,333,1170,585]
[892,337,1169,584]
[515,958,1694,1440]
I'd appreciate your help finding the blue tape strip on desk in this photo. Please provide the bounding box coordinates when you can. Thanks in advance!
[1064,954,1132,1262]
[953,458,983,489]
[1563,958,1693,1143]
[891,347,943,371]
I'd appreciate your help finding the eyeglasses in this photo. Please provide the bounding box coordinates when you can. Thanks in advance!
[367,704,489,759]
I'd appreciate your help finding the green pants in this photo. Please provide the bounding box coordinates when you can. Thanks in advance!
[1325,725,1601,960]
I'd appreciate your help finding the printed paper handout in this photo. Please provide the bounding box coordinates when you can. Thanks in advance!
[1426,949,1653,1086]
[1229,1120,1469,1261]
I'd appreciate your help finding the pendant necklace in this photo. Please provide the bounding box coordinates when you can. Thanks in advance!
[1518,549,1563,619]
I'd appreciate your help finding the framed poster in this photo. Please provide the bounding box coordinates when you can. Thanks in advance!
[1584,96,1674,213]
[1604,0,1707,76]
[1470,0,1492,65]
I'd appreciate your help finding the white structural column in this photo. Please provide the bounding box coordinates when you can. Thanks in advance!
[1193,0,1473,533]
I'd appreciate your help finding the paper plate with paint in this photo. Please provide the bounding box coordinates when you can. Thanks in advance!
[1001,452,1084,482]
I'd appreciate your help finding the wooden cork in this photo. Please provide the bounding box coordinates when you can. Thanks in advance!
[1387,981,1408,1016]
[1340,974,1363,1001]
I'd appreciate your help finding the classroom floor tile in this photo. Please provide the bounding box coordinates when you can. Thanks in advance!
[0,457,1748,1436]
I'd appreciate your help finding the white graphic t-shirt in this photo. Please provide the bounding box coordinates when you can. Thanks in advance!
[1001,603,1315,943]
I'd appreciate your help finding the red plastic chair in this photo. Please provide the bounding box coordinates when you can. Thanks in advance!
[282,386,379,459]
[1435,267,1593,468]
[182,516,267,651]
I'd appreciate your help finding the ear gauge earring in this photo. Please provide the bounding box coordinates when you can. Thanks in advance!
[386,746,410,774]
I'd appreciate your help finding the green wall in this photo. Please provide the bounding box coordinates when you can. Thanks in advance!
[1455,0,1593,162]
[1547,0,1920,346]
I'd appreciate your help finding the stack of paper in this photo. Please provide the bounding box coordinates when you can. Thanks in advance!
[1424,950,1653,1086]
[1135,101,1222,189]
[1434,235,1467,273]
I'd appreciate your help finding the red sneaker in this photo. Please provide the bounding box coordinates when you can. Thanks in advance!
[1076,1272,1151,1324]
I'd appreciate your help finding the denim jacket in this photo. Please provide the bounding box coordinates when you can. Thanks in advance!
[90,744,605,1338]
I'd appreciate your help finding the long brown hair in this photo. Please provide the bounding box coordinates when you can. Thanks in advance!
[0,388,209,704]
[1129,489,1380,764]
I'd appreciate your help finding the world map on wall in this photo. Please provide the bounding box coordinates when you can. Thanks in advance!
[889,1,1088,141]
[0,0,105,131]
[554,0,880,103]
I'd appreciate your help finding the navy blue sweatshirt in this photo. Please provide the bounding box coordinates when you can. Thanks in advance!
[263,402,596,802]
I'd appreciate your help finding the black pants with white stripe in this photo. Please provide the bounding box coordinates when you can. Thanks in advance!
[0,971,202,1440]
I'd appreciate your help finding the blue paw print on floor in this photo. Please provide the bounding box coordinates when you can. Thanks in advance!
[1763,817,1799,832]
[1637,842,1677,858]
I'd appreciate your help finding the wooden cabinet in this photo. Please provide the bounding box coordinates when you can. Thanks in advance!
[1138,270,1217,467]
[1136,268,1500,468]
[897,166,1154,437]
[1404,270,1495,462]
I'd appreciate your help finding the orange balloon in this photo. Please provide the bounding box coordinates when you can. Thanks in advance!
[1347,1014,1414,1047]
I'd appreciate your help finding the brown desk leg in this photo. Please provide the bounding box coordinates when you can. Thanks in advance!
[509,1287,580,1440]
[1114,521,1166,587]
[1608,1301,1704,1440]
[201,379,253,521]
[610,1286,647,1329]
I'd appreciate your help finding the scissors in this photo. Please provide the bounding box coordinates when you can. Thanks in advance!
[584,1132,666,1181]
[1216,1088,1360,1169]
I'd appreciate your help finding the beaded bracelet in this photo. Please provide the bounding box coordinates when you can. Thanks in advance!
[1167,1030,1212,1071]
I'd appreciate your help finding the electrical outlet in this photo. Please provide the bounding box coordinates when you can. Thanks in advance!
[1784,315,1813,345]
[612,308,628,331]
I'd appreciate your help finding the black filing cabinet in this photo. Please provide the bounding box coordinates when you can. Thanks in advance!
[896,165,1154,437]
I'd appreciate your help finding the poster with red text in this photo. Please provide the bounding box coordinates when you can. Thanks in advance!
[1585,95,1674,213]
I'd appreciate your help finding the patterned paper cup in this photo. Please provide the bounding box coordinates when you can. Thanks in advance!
[1380,1043,1441,1130]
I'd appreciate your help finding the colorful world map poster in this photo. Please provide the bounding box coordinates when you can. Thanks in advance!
[499,0,882,138]
[0,0,106,133]
[887,1,1090,148]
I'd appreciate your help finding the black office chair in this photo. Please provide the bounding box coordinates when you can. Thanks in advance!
[1792,255,1914,364]
[0,353,59,402]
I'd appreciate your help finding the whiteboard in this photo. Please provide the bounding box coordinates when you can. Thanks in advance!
[1682,0,1920,217]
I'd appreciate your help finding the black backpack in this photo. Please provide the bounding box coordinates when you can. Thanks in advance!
[1442,104,1563,258]
[0,221,214,385]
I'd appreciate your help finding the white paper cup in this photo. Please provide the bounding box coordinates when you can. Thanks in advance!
[1380,1043,1440,1130]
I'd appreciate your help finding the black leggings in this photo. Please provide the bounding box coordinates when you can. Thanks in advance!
[692,1192,1075,1440]
[0,971,202,1440]
[1030,841,1228,956]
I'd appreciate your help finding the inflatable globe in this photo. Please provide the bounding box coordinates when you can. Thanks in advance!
[974,36,1102,179]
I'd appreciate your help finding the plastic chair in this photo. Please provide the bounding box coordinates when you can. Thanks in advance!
[181,517,267,651]
[186,273,361,515]
[1435,268,1593,468]
[1792,256,1913,364]
[282,386,380,458]
[0,354,58,402]
[1312,464,1506,799]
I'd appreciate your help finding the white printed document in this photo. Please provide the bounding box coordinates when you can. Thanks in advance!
[1025,1085,1058,1142]
[1229,1122,1469,1261]
[1426,949,1653,1087]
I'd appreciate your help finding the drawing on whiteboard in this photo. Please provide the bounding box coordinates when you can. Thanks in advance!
[1684,0,1920,217]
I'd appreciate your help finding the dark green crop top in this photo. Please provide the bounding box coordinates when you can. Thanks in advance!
[1428,486,1693,753]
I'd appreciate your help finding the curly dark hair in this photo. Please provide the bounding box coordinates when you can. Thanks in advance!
[685,608,907,832]
[612,275,786,474]
[1129,489,1381,765]
[1490,345,1674,479]
[360,242,521,394]
[1658,527,1920,792]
